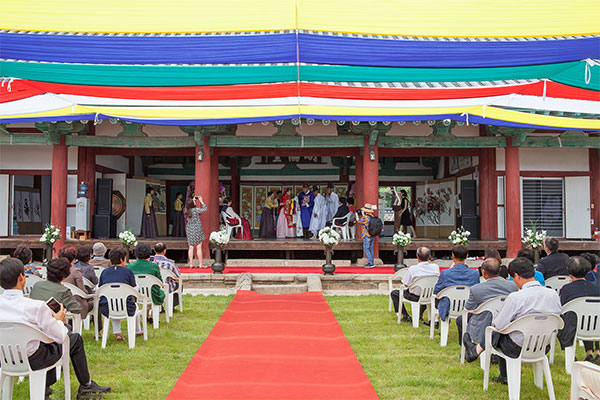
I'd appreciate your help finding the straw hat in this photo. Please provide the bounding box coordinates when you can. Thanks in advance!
[361,203,377,214]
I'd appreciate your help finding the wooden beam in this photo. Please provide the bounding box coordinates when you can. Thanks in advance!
[379,135,505,148]
[94,148,195,156]
[66,135,196,148]
[216,147,359,157]
[520,135,600,148]
[378,148,481,157]
[0,134,49,145]
[209,135,364,148]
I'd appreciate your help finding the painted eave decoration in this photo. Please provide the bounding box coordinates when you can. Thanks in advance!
[0,0,599,130]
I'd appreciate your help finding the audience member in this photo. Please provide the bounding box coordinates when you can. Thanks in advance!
[327,197,350,227]
[128,243,165,306]
[152,242,181,297]
[356,203,376,268]
[89,242,112,269]
[482,248,509,279]
[557,256,600,364]
[514,248,545,285]
[30,257,82,316]
[431,245,480,326]
[0,258,110,397]
[581,252,600,285]
[74,246,99,286]
[536,237,569,279]
[463,257,561,384]
[59,246,93,319]
[460,258,517,348]
[13,244,40,277]
[98,248,141,341]
[390,247,439,323]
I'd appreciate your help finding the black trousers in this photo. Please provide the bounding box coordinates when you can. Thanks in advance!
[28,332,90,387]
[487,332,523,378]
[390,289,426,320]
[303,228,310,238]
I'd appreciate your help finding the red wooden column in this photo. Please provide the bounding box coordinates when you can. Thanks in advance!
[195,136,212,258]
[210,149,219,233]
[230,157,240,212]
[505,137,522,257]
[355,153,364,207]
[479,147,498,240]
[51,136,68,251]
[591,149,600,233]
[362,136,380,259]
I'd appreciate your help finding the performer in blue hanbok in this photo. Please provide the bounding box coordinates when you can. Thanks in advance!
[297,184,314,239]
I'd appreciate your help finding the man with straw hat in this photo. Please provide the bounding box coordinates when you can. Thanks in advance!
[356,203,376,268]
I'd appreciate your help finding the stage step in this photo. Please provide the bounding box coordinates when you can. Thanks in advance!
[252,284,308,295]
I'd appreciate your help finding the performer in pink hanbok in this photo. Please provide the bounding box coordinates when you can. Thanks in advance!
[276,188,296,238]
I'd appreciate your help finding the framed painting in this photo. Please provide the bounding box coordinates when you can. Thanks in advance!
[240,185,254,228]
[333,184,347,199]
[254,185,268,229]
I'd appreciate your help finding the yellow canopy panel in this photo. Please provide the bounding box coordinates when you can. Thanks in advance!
[1,0,598,36]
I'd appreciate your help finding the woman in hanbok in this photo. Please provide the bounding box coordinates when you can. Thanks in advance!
[172,192,185,237]
[276,188,296,238]
[223,197,252,240]
[140,187,158,238]
[258,191,277,238]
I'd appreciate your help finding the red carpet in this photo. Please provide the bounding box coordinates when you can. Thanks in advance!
[166,291,379,400]
[179,266,394,274]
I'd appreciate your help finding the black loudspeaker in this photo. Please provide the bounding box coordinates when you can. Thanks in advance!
[461,180,477,216]
[93,214,117,239]
[96,178,113,215]
[460,215,480,240]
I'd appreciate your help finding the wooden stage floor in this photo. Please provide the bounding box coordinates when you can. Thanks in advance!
[1,235,598,254]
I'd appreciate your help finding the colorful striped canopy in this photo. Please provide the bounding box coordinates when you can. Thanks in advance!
[1,0,599,130]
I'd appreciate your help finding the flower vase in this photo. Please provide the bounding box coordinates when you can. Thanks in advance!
[43,244,54,265]
[534,248,540,265]
[322,245,335,275]
[394,246,407,272]
[211,246,225,274]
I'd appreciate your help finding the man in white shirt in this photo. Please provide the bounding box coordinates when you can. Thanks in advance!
[390,247,440,322]
[463,257,561,384]
[0,258,110,399]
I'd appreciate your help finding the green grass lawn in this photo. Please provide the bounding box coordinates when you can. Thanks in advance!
[11,294,578,399]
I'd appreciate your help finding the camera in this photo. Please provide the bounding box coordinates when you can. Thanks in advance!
[194,196,200,200]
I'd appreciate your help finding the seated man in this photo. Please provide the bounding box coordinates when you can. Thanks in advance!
[514,248,545,285]
[581,252,600,285]
[464,257,562,384]
[459,257,517,348]
[431,245,480,326]
[557,256,600,364]
[536,237,569,280]
[0,258,110,398]
[152,242,181,300]
[88,242,112,269]
[326,197,350,227]
[390,246,439,323]
[30,258,82,317]
[128,243,165,307]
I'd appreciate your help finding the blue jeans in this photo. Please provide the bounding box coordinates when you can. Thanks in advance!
[363,236,374,266]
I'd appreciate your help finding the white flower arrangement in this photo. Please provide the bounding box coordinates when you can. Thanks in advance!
[392,230,412,247]
[119,230,137,246]
[39,224,60,245]
[448,226,471,245]
[318,226,341,247]
[210,226,230,247]
[523,224,547,249]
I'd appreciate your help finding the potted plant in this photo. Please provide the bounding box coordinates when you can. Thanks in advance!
[39,224,60,264]
[318,227,341,275]
[209,226,230,274]
[448,226,471,246]
[523,223,546,264]
[392,230,412,272]
[118,229,137,262]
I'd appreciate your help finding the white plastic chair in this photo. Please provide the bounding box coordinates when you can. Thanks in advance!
[548,297,600,374]
[159,268,183,317]
[331,212,353,241]
[135,274,169,329]
[460,295,507,366]
[222,211,242,239]
[93,267,103,281]
[23,275,44,297]
[570,361,600,400]
[388,267,408,312]
[430,285,471,346]
[0,323,71,400]
[62,282,95,332]
[483,313,564,400]
[399,275,438,327]
[544,275,570,294]
[94,283,148,349]
[82,277,96,291]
